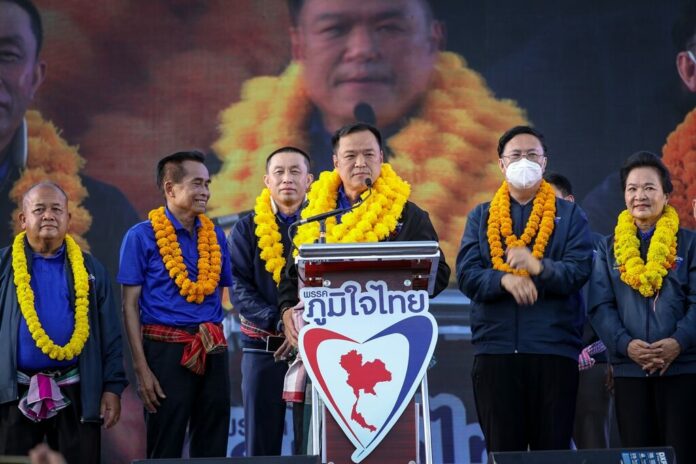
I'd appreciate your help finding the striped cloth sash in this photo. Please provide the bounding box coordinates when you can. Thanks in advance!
[17,367,80,422]
[142,322,227,375]
[282,301,307,403]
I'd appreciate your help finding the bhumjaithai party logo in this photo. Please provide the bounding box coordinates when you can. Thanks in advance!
[298,280,438,463]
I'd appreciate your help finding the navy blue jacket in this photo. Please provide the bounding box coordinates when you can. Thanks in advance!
[228,212,293,348]
[0,242,128,422]
[589,229,696,377]
[457,197,593,360]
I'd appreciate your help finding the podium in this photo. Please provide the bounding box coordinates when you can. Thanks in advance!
[295,241,441,464]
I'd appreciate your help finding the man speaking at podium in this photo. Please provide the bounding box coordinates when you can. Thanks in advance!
[278,122,450,339]
[277,122,450,451]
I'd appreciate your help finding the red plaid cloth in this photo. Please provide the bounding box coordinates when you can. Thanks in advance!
[239,315,279,340]
[142,323,227,375]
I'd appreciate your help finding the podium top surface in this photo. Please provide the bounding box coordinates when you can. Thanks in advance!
[297,240,439,259]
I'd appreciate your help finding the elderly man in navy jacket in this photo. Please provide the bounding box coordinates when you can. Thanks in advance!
[227,147,313,456]
[457,126,593,454]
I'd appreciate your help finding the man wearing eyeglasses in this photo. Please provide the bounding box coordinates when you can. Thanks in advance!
[456,126,593,453]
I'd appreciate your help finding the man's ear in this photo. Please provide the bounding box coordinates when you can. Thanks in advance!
[677,52,696,92]
[429,20,446,53]
[29,60,47,100]
[18,211,27,231]
[290,27,305,61]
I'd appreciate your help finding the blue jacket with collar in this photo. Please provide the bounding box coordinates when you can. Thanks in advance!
[589,228,696,377]
[227,212,294,349]
[457,196,593,361]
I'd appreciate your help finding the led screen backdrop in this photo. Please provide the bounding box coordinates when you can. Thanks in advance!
[11,1,694,462]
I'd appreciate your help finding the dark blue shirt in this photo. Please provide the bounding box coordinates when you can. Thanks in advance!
[17,245,76,372]
[277,210,299,225]
[117,208,233,326]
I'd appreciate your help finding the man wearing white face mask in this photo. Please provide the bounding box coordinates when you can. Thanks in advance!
[456,126,593,453]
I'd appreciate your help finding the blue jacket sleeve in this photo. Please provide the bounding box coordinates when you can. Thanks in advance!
[94,258,128,396]
[533,203,593,295]
[588,239,632,357]
[456,204,506,302]
[227,217,279,331]
[671,235,696,351]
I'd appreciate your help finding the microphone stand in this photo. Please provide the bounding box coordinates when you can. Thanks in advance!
[284,179,373,278]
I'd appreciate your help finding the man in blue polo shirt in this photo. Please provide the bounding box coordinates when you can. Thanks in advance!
[0,182,127,464]
[227,146,313,456]
[118,151,233,459]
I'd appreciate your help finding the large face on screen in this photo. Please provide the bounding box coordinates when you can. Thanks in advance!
[0,1,44,145]
[291,0,442,132]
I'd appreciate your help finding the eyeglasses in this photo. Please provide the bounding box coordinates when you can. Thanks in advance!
[689,50,696,65]
[502,152,545,163]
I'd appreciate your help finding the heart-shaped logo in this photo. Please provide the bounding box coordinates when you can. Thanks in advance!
[299,313,437,462]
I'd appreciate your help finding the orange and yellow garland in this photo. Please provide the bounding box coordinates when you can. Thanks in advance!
[613,205,679,297]
[9,111,92,250]
[487,180,556,275]
[662,108,696,229]
[148,207,222,304]
[12,232,90,361]
[209,52,527,269]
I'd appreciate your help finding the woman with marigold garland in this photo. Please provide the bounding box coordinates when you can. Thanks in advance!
[457,126,593,454]
[589,151,696,464]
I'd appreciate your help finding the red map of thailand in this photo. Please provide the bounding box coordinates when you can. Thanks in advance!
[340,349,392,432]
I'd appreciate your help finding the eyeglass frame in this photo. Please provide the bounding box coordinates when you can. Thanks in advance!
[500,151,547,163]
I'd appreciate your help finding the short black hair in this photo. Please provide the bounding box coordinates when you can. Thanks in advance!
[156,150,206,192]
[287,0,435,26]
[331,122,383,153]
[619,151,673,194]
[3,0,43,56]
[265,146,312,172]
[672,2,696,51]
[497,125,548,158]
[543,172,573,197]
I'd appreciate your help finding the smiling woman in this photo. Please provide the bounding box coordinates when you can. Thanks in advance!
[589,151,696,464]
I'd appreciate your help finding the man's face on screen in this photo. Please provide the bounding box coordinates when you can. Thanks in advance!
[291,0,442,132]
[0,1,44,146]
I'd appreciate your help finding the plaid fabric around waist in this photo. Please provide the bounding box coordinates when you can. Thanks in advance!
[142,322,227,375]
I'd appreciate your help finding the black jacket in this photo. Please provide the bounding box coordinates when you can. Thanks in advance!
[0,242,128,422]
[277,201,451,311]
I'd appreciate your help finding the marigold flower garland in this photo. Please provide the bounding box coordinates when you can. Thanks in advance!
[293,163,410,247]
[9,111,92,250]
[148,207,222,304]
[613,205,679,297]
[12,232,90,361]
[253,188,285,285]
[209,52,527,270]
[487,180,556,276]
[662,108,696,229]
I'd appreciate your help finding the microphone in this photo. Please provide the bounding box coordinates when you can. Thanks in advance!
[284,178,372,279]
[292,178,373,227]
[353,102,376,125]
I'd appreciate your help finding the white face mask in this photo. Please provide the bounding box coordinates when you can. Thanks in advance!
[505,158,543,189]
